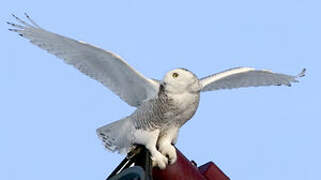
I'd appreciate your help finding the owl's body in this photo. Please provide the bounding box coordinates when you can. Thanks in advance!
[97,69,201,168]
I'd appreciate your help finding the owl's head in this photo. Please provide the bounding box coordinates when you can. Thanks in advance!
[162,68,201,94]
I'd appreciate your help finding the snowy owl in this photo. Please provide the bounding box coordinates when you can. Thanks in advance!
[8,14,305,169]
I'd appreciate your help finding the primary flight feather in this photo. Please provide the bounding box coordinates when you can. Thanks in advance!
[8,14,305,169]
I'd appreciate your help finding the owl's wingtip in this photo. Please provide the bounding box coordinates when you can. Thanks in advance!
[297,68,306,78]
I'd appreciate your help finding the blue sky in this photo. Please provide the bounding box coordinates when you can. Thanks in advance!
[1,0,320,179]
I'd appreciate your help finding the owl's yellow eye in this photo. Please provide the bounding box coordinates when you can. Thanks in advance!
[172,72,179,78]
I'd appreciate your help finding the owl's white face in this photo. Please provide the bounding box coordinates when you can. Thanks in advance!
[162,68,201,94]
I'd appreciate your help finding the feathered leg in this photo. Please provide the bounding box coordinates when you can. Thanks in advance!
[157,127,179,165]
[134,129,168,169]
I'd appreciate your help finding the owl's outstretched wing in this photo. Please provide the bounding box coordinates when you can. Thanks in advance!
[8,14,159,107]
[200,67,305,92]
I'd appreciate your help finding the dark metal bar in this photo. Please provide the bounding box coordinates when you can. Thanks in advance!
[106,157,132,180]
[134,147,152,180]
[106,145,153,180]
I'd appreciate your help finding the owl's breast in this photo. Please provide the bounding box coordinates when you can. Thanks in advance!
[133,90,200,130]
[166,92,200,127]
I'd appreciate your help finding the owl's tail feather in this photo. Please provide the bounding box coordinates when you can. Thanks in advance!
[96,117,135,154]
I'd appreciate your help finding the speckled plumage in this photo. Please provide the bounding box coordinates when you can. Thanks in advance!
[133,84,200,130]
[133,85,176,130]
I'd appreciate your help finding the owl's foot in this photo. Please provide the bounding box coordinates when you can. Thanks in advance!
[134,129,168,169]
[150,149,168,169]
[159,143,177,165]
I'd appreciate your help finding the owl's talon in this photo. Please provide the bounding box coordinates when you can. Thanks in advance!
[151,151,168,169]
[159,144,177,165]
